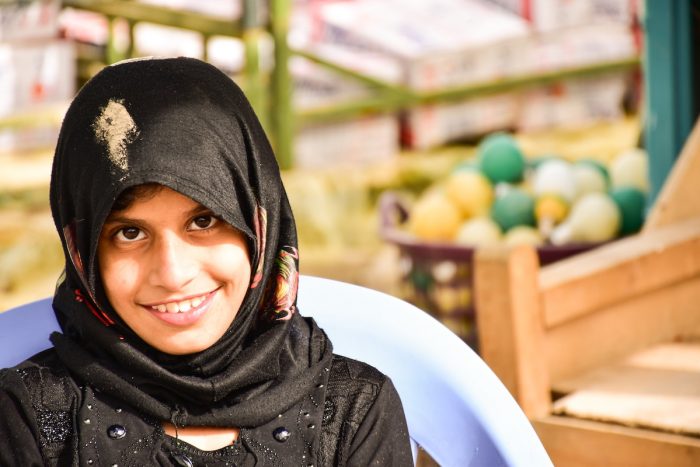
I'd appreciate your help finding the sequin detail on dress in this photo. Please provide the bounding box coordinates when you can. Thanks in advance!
[37,409,72,444]
[322,399,335,426]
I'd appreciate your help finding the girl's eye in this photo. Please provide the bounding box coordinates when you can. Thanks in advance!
[190,215,218,230]
[115,227,145,242]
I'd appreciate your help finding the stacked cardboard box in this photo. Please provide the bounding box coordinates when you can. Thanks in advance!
[495,3,639,133]
[0,0,61,41]
[296,0,530,91]
[295,0,639,149]
[485,0,637,32]
[290,55,400,170]
[0,0,75,153]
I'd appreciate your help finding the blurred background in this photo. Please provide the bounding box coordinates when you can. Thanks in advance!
[0,0,690,344]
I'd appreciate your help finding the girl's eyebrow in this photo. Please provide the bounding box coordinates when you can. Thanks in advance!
[104,204,211,225]
[103,213,141,225]
[188,205,213,216]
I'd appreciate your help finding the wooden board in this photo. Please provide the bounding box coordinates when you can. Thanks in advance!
[645,117,700,230]
[534,415,700,467]
[474,245,551,417]
[553,342,700,436]
[545,274,700,382]
[539,217,700,328]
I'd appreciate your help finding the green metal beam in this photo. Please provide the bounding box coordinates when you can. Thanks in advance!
[290,48,413,99]
[62,0,242,37]
[297,58,640,126]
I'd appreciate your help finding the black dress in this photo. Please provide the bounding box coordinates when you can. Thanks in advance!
[0,350,412,466]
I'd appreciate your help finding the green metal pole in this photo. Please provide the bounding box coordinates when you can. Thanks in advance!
[105,16,129,64]
[242,0,268,130]
[126,19,135,58]
[202,34,210,63]
[105,16,119,64]
[269,0,294,170]
[643,0,697,205]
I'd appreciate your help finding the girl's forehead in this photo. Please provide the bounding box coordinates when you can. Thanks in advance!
[108,186,205,219]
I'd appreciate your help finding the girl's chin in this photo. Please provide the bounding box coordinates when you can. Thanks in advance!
[156,340,214,355]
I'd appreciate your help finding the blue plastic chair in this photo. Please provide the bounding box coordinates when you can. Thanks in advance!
[0,275,551,467]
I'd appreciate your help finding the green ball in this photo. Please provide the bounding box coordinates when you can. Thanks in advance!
[478,133,525,184]
[491,188,536,232]
[610,187,646,235]
[410,268,434,292]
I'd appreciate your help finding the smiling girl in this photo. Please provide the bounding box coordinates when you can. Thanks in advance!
[99,185,251,355]
[0,57,411,466]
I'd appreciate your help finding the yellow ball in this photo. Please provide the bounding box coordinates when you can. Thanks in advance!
[408,191,462,241]
[433,286,462,314]
[446,170,494,218]
[455,217,502,247]
[504,226,543,247]
[535,195,569,224]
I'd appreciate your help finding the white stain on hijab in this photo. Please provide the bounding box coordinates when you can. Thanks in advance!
[93,99,139,172]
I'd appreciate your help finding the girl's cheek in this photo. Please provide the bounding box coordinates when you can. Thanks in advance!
[107,259,140,291]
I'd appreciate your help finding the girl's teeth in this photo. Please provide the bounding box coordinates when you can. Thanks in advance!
[151,294,209,313]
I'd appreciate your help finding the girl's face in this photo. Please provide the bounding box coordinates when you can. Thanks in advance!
[98,186,251,355]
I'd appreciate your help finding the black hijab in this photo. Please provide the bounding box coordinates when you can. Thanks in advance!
[48,57,332,428]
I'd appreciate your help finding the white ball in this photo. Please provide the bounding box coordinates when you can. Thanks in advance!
[532,159,577,202]
[573,164,608,199]
[610,148,649,192]
[551,192,620,244]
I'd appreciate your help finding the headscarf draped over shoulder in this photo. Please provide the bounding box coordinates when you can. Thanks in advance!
[49,57,332,427]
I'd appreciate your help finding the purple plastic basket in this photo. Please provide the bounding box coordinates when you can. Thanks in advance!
[379,191,601,349]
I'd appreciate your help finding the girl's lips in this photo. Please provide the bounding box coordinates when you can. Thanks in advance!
[143,289,218,326]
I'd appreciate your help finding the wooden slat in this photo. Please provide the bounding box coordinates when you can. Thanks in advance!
[539,218,700,328]
[545,275,700,382]
[555,341,700,394]
[475,245,550,418]
[645,117,700,230]
[552,342,700,436]
[534,416,700,467]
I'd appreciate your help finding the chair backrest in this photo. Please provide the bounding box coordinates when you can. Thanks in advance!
[0,296,58,368]
[0,275,551,467]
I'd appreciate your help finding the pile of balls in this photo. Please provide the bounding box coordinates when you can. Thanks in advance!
[407,132,648,247]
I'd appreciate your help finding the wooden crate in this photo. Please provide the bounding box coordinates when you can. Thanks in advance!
[474,118,700,466]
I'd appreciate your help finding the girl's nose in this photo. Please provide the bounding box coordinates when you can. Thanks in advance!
[148,233,198,291]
